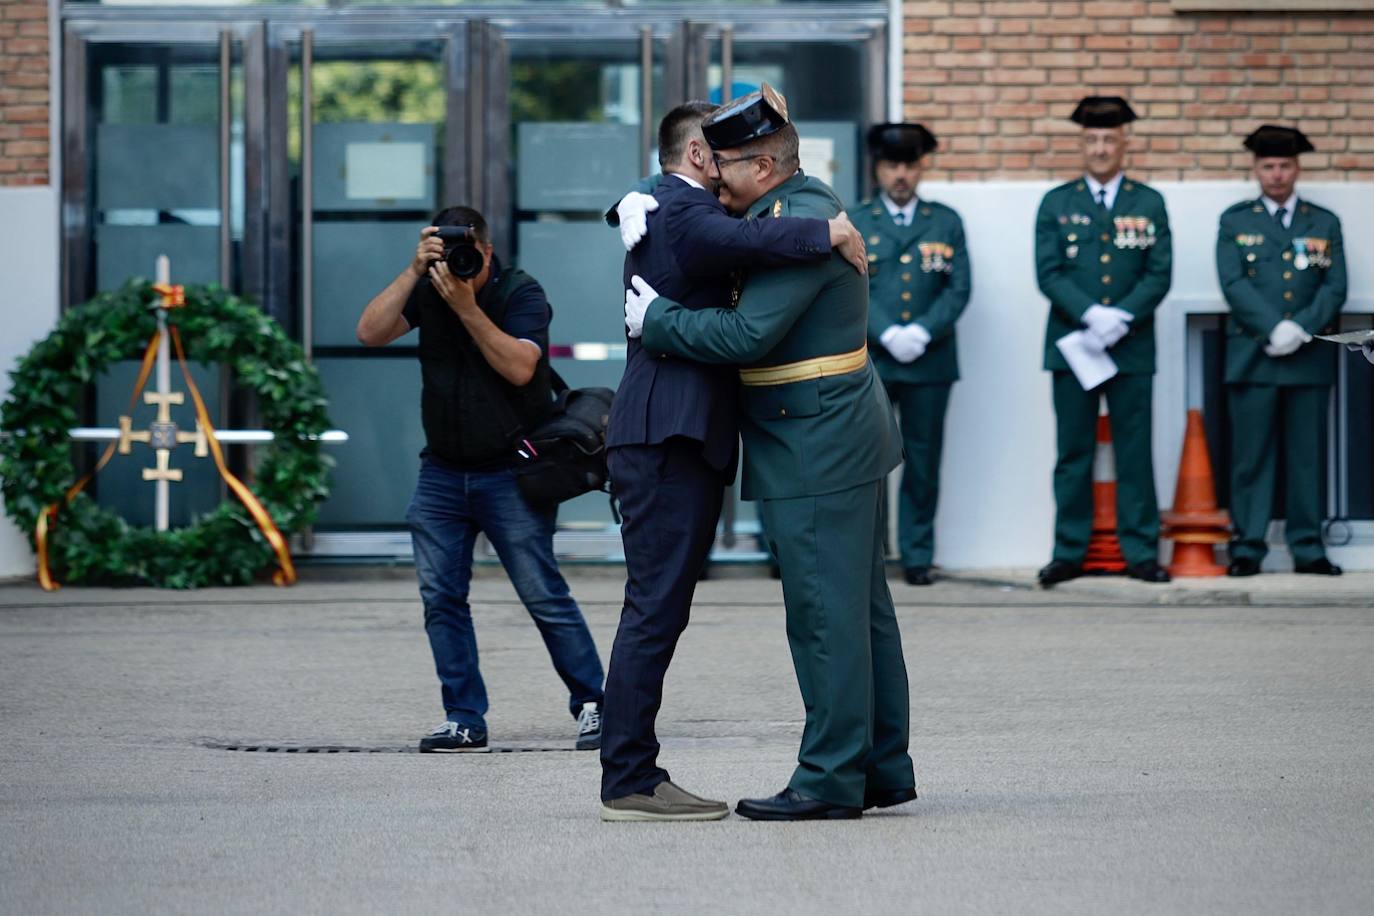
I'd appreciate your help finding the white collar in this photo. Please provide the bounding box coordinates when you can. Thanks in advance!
[1261,192,1298,217]
[1085,172,1124,208]
[879,192,919,223]
[667,171,706,191]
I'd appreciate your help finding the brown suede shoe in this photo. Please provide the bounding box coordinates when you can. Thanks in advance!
[600,780,730,822]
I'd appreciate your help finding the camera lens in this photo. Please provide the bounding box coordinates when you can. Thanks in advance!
[446,243,484,280]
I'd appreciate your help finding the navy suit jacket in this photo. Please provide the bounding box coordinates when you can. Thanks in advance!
[606,173,831,477]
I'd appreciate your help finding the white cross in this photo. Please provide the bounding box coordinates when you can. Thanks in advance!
[66,256,347,532]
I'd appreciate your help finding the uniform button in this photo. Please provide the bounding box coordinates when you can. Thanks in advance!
[901,311,911,321]
[1283,271,1293,280]
[1248,270,1257,277]
[1068,233,1078,242]
[868,235,880,245]
[900,254,913,264]
[901,291,912,301]
[1101,233,1110,242]
[1246,253,1256,262]
[901,272,912,282]
[1102,275,1112,285]
[1100,254,1111,264]
[1283,251,1293,261]
[1101,297,1112,305]
[1284,291,1294,300]
[867,253,877,263]
[780,408,787,417]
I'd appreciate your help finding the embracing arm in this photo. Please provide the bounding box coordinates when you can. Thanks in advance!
[641,261,831,364]
[666,197,831,276]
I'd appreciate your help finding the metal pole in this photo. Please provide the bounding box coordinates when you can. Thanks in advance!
[219,29,232,288]
[154,255,172,533]
[720,26,733,103]
[300,29,314,362]
[639,26,653,176]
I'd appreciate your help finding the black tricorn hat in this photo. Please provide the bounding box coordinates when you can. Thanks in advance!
[1243,124,1315,157]
[1070,96,1138,128]
[702,83,790,150]
[867,123,938,162]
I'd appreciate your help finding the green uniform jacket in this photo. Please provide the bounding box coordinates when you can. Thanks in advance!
[640,171,902,501]
[1216,198,1346,386]
[851,197,971,384]
[1035,176,1173,375]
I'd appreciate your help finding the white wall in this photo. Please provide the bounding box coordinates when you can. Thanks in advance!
[0,186,61,579]
[921,179,1374,569]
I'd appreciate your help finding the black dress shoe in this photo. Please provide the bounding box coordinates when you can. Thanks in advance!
[734,788,861,821]
[1037,559,1083,588]
[1227,557,1260,577]
[1126,560,1171,583]
[863,786,918,811]
[1295,557,1343,576]
[903,566,933,586]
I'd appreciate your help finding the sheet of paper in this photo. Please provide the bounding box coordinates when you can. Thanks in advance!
[1056,331,1118,391]
[1315,329,1374,345]
[798,136,835,186]
[345,141,426,201]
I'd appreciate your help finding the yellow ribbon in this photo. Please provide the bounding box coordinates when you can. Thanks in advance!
[170,325,297,586]
[152,283,186,308]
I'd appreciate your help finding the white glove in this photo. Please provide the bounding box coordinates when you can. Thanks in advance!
[624,274,658,339]
[1079,328,1109,354]
[1348,342,1374,365]
[616,192,659,251]
[1264,319,1311,358]
[879,324,929,364]
[1082,304,1132,348]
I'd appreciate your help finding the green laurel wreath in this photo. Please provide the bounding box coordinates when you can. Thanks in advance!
[0,279,333,588]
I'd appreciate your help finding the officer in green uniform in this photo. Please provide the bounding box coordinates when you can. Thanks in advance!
[1035,96,1173,588]
[624,86,917,821]
[1216,125,1346,577]
[851,123,971,586]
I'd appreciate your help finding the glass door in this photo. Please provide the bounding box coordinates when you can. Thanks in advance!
[486,21,682,554]
[62,20,264,527]
[268,22,462,547]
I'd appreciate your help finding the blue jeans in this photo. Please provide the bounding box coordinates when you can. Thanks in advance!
[406,458,605,729]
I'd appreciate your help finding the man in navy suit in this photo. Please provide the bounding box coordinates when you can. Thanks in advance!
[600,101,867,821]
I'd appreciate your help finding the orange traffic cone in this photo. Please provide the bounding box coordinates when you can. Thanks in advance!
[1084,413,1126,573]
[1161,409,1230,577]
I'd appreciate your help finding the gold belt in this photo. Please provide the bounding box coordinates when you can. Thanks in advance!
[738,344,868,387]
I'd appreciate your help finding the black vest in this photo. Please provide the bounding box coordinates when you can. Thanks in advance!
[417,267,553,467]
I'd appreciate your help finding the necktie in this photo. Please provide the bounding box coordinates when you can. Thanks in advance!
[1096,188,1108,210]
[895,212,907,226]
[1274,206,1288,228]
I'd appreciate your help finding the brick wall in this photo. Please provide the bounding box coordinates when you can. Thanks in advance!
[902,1,1374,181]
[0,0,48,187]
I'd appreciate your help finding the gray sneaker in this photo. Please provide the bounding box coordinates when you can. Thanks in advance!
[600,780,730,822]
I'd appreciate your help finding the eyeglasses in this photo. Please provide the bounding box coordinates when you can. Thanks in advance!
[712,153,767,169]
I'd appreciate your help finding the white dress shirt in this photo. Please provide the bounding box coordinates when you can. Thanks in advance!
[1085,172,1124,211]
[880,193,919,227]
[1261,192,1298,229]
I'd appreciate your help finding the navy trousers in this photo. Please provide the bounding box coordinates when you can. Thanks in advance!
[600,437,725,801]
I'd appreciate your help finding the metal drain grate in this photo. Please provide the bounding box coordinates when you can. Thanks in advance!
[202,741,580,754]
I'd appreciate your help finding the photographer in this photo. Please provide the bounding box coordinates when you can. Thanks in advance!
[357,206,605,753]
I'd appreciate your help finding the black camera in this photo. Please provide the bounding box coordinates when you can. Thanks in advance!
[435,226,485,279]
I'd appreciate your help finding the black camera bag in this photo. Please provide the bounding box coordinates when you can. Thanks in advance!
[513,370,615,507]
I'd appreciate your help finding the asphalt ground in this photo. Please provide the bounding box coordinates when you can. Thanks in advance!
[1,572,1372,915]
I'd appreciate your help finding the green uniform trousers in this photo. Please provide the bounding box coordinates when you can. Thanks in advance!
[759,479,916,808]
[1226,384,1329,565]
[1051,371,1160,566]
[884,380,951,569]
